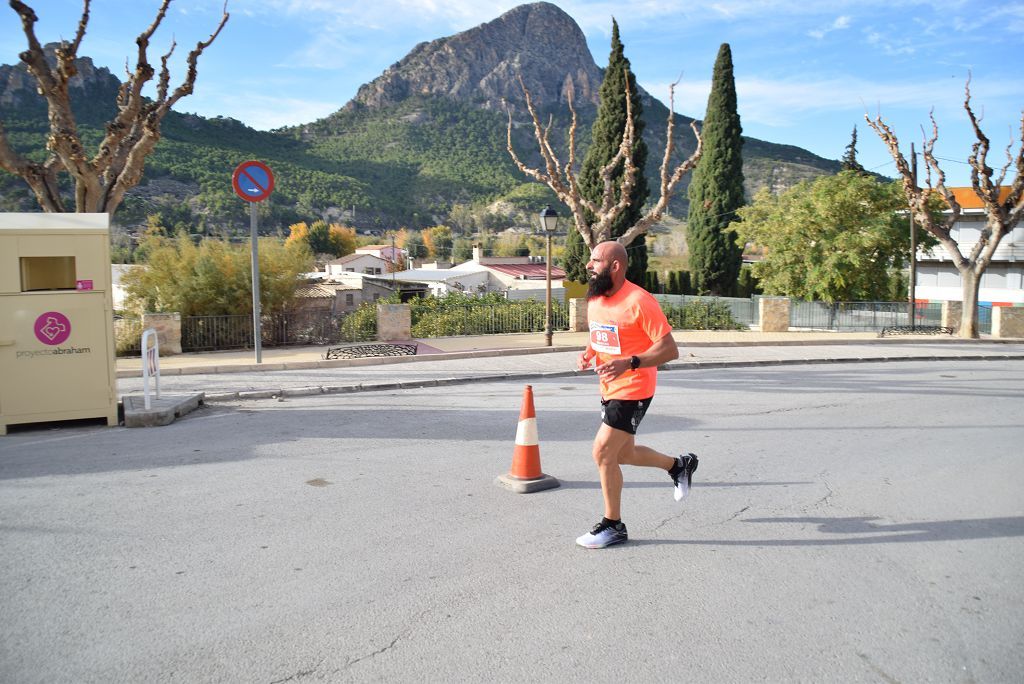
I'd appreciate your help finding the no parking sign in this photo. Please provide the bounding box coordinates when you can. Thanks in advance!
[232,160,275,365]
[232,160,275,202]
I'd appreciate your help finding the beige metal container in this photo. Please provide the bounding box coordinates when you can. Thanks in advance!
[0,213,118,435]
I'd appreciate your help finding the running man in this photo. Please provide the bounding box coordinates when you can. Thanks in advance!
[575,240,698,549]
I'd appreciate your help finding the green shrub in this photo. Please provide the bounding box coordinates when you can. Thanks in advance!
[661,299,745,331]
[409,292,565,337]
[114,317,144,356]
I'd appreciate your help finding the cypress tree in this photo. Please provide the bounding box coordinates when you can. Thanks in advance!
[686,43,744,295]
[841,126,867,174]
[678,270,692,295]
[574,19,650,285]
[562,226,590,283]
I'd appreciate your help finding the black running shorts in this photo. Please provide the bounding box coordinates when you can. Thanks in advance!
[600,397,653,435]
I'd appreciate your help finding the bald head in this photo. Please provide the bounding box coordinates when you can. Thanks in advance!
[595,240,627,265]
[586,240,628,297]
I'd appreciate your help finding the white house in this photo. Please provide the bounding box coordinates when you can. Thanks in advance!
[325,253,388,277]
[355,244,404,267]
[914,187,1023,306]
[449,245,566,302]
[384,266,491,297]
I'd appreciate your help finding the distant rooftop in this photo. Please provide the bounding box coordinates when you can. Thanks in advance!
[485,263,566,280]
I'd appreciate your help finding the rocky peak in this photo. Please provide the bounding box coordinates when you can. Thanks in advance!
[348,2,603,112]
[0,42,119,108]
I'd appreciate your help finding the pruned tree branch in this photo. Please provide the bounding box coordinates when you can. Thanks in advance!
[506,73,701,250]
[1,0,229,214]
[864,75,1024,338]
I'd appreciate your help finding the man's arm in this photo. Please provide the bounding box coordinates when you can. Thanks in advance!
[594,332,679,380]
[637,332,680,367]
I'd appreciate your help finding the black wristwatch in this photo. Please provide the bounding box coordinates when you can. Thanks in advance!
[629,355,641,370]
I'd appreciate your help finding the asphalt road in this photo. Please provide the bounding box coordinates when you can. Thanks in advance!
[1,360,1022,682]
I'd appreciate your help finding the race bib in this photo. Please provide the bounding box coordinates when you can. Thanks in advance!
[590,322,621,354]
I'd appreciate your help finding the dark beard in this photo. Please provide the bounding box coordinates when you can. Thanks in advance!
[586,270,614,299]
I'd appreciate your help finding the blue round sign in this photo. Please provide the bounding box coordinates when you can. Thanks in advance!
[232,160,275,202]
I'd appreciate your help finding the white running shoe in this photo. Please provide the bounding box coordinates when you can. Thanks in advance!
[672,453,699,501]
[575,521,628,549]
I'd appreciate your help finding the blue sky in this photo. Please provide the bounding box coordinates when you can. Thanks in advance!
[4,0,1022,187]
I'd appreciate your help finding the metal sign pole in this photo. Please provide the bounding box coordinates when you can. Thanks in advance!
[909,143,918,331]
[250,201,262,363]
[232,160,274,365]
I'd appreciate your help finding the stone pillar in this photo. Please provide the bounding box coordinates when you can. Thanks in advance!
[758,297,790,333]
[992,306,1024,338]
[377,303,411,341]
[568,298,588,332]
[941,301,962,333]
[142,312,181,355]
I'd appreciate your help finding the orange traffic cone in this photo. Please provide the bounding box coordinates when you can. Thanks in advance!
[495,385,560,493]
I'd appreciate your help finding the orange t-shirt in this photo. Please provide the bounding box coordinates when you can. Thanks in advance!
[586,280,672,400]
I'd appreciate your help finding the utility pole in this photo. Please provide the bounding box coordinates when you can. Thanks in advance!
[909,143,918,331]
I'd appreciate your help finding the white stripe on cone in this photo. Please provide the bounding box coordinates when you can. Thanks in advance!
[515,417,538,446]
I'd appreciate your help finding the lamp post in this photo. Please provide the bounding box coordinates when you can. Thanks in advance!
[539,205,559,346]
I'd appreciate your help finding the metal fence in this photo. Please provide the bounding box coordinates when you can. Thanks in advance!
[789,300,915,331]
[114,298,994,355]
[115,311,375,355]
[656,295,757,329]
[787,300,990,333]
[182,312,375,351]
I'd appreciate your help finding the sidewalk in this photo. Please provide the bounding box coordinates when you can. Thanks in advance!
[117,331,1024,404]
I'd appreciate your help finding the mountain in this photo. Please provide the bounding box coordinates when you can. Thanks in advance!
[348,2,601,111]
[0,2,840,241]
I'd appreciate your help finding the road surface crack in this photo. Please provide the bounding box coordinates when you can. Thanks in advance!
[269,657,324,683]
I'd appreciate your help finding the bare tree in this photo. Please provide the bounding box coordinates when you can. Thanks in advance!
[0,0,229,214]
[865,79,1023,338]
[506,73,701,249]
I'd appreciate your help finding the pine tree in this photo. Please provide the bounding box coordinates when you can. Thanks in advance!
[686,43,744,296]
[575,19,650,285]
[841,126,867,174]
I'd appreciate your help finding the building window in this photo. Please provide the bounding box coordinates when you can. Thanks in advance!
[345,293,354,305]
[937,269,962,288]
[916,264,938,287]
[1008,268,1023,290]
[372,293,380,301]
[981,266,1008,289]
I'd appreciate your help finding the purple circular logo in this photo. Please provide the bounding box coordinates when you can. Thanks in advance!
[34,311,72,346]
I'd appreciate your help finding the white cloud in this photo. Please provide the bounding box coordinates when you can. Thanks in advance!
[808,15,852,39]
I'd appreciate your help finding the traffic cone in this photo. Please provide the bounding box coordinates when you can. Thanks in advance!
[495,385,560,493]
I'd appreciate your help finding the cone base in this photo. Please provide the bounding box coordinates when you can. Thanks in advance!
[494,473,561,494]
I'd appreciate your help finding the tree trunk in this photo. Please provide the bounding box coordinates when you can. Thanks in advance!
[959,268,981,339]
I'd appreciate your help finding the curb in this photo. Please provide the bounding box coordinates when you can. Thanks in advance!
[193,353,1024,403]
[122,392,205,427]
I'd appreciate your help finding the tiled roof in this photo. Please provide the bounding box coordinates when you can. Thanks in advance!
[294,282,358,298]
[946,186,1013,210]
[485,263,566,280]
[329,253,383,265]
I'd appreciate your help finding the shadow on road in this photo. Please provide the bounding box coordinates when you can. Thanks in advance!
[633,515,1024,546]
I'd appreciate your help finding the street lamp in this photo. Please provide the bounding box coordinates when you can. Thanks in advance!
[539,205,559,346]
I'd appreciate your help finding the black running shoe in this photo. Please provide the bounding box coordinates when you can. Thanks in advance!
[672,453,699,501]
